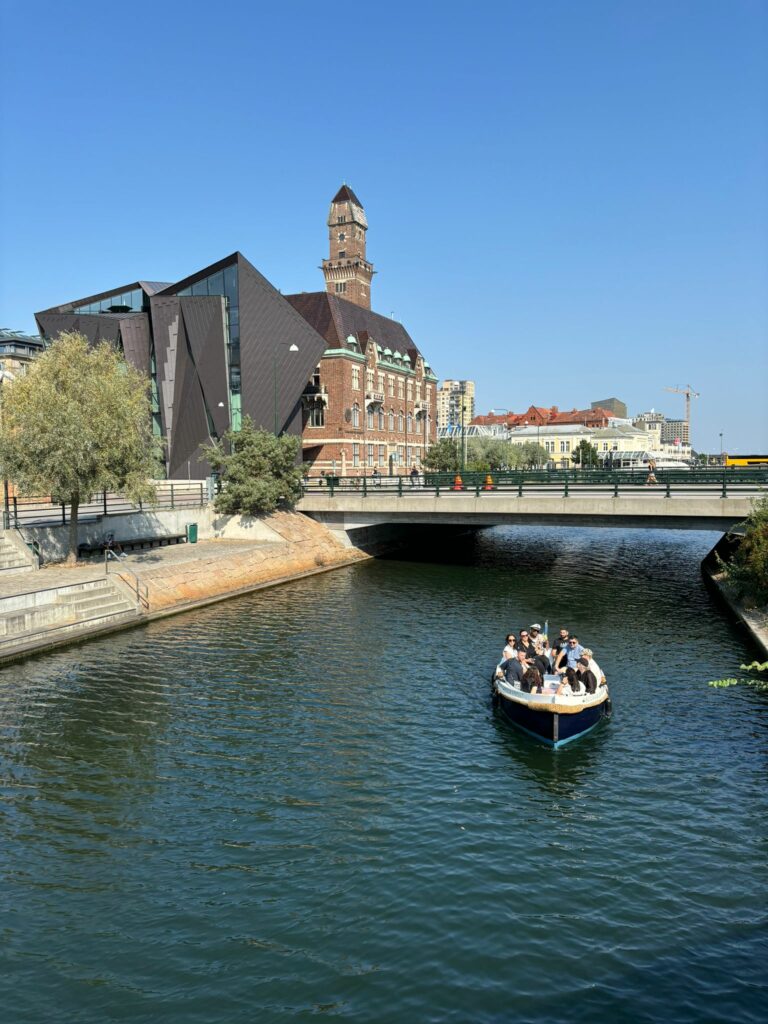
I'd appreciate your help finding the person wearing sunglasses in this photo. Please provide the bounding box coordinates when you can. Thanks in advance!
[501,634,517,661]
[554,635,585,674]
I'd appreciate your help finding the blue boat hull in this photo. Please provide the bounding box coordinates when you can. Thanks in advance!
[496,690,611,748]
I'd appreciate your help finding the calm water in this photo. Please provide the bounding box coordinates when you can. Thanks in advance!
[1,527,766,1023]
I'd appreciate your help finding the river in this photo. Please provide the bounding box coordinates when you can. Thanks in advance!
[1,527,765,1023]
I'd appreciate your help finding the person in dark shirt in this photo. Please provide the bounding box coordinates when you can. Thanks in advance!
[552,628,570,662]
[496,650,531,686]
[576,657,597,694]
[518,629,537,658]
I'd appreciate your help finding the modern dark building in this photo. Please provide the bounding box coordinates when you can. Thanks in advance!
[36,254,327,478]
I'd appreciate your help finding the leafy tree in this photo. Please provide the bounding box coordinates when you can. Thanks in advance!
[423,438,460,473]
[0,332,156,562]
[466,437,514,472]
[515,441,549,469]
[724,496,768,605]
[571,439,600,468]
[202,417,303,515]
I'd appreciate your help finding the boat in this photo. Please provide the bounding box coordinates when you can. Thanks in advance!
[492,674,611,748]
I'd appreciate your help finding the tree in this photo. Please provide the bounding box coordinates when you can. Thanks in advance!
[571,439,600,468]
[202,417,304,515]
[423,438,460,473]
[465,437,514,472]
[515,442,549,469]
[0,332,157,562]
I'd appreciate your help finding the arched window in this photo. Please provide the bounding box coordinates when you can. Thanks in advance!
[407,413,413,432]
[398,411,404,432]
[352,403,360,427]
[388,409,395,431]
[378,409,384,430]
[367,407,374,429]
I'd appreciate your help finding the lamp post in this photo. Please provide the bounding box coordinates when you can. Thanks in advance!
[273,343,299,435]
[719,432,723,466]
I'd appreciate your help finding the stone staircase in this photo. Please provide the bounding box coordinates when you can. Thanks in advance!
[0,576,141,661]
[0,531,37,577]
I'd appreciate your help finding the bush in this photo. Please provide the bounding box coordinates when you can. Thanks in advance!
[202,417,303,516]
[725,495,768,605]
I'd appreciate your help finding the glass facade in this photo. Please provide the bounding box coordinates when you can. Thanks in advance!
[177,263,240,429]
[73,288,145,314]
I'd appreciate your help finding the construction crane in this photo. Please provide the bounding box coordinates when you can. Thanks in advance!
[664,384,700,433]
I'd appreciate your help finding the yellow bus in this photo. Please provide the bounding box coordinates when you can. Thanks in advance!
[724,454,768,468]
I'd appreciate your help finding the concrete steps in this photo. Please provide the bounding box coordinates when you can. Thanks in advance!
[0,533,37,577]
[0,576,140,660]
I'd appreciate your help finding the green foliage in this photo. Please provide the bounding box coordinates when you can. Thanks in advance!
[724,496,768,605]
[202,417,303,516]
[708,660,768,690]
[424,438,460,473]
[571,439,600,467]
[0,332,157,561]
[466,437,514,472]
[514,441,549,469]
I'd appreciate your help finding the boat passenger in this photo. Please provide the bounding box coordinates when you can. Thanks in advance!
[582,648,605,686]
[518,630,537,658]
[576,657,598,694]
[532,639,552,676]
[521,666,543,694]
[551,628,570,663]
[563,667,584,695]
[556,675,574,697]
[555,635,585,673]
[501,634,517,661]
[496,649,531,687]
[529,624,543,645]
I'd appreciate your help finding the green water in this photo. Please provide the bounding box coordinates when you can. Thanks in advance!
[1,527,765,1023]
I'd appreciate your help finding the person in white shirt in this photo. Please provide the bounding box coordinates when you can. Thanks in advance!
[501,634,517,662]
[582,648,605,685]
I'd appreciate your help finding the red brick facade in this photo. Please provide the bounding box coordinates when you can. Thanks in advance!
[288,185,438,477]
[300,338,437,477]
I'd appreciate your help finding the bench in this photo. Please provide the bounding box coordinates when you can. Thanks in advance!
[78,533,188,557]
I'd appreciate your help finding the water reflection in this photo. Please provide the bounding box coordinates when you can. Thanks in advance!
[1,526,765,1024]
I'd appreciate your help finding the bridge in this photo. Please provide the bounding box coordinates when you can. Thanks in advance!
[298,471,766,545]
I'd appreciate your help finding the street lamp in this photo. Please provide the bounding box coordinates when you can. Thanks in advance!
[719,432,723,466]
[273,343,299,435]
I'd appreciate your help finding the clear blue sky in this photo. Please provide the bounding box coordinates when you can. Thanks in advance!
[1,0,766,453]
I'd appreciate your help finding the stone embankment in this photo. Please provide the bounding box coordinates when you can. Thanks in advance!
[0,511,369,666]
[702,534,768,658]
[131,511,367,614]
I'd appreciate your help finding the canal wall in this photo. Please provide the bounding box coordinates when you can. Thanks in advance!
[21,506,283,564]
[133,511,368,614]
[702,535,768,658]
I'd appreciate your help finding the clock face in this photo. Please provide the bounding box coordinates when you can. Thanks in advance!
[349,204,368,229]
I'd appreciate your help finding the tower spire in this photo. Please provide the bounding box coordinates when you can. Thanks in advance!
[322,185,374,309]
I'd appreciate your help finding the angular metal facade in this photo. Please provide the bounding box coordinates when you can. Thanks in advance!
[35,253,328,479]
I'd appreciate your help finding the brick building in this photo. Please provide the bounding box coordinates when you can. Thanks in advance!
[472,403,620,430]
[287,186,438,477]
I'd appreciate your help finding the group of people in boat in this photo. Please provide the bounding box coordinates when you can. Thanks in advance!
[495,624,606,697]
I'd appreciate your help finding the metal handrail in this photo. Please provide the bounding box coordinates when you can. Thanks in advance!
[104,549,149,611]
[302,472,767,501]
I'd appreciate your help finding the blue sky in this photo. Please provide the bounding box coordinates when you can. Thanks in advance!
[1,0,766,453]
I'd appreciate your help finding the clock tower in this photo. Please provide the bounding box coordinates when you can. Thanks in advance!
[321,185,375,309]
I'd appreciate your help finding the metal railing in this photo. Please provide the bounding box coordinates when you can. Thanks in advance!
[4,481,209,529]
[302,468,768,500]
[105,549,150,611]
